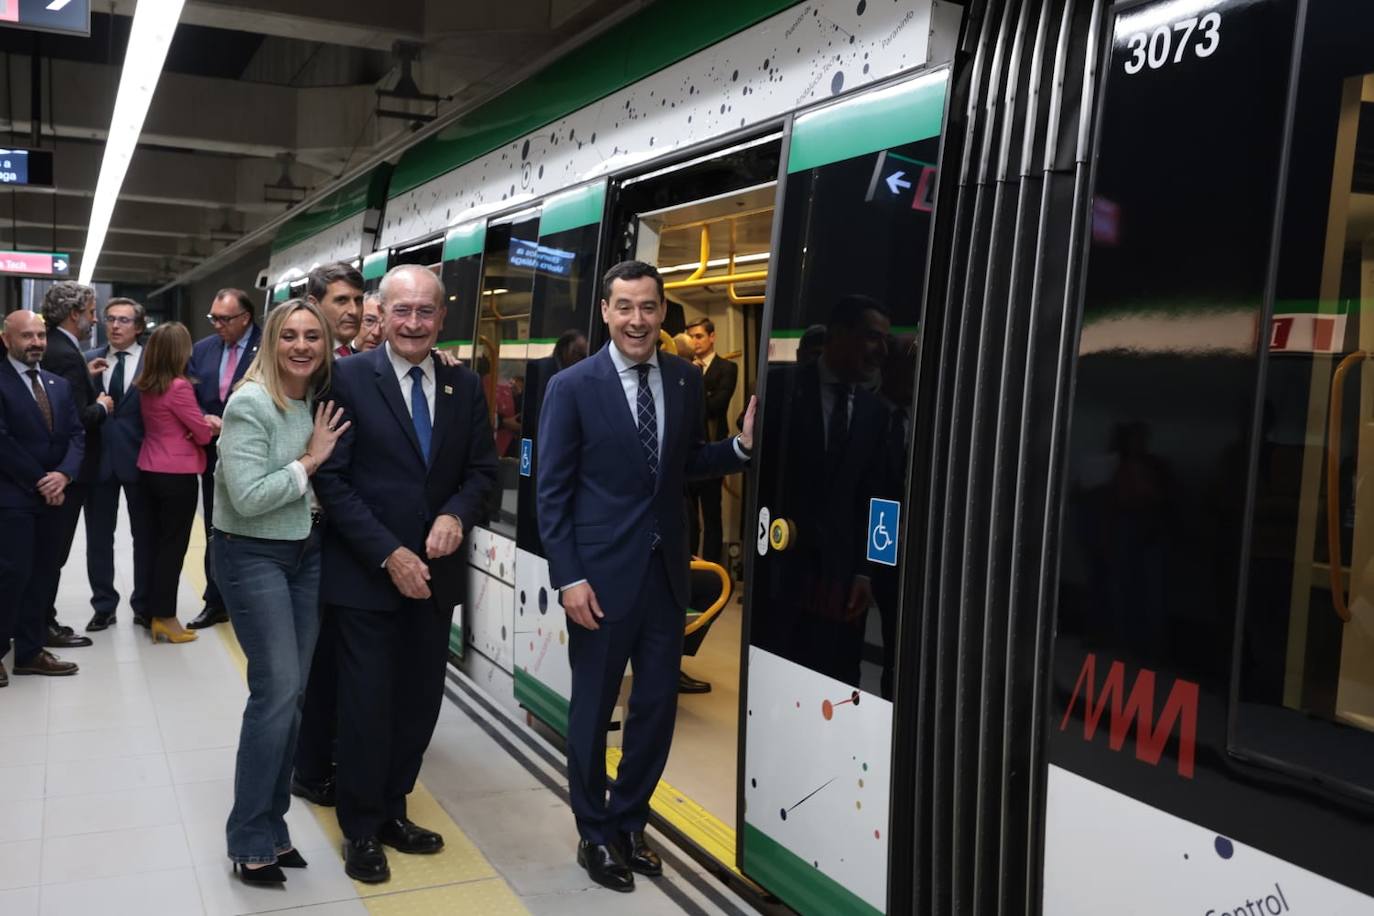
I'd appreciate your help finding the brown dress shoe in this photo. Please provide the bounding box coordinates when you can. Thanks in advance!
[13,650,78,676]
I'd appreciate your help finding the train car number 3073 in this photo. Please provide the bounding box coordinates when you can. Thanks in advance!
[1123,12,1221,75]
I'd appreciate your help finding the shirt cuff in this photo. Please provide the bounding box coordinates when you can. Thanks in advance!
[559,579,588,591]
[286,460,309,497]
[732,436,750,461]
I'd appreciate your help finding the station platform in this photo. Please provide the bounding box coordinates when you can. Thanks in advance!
[0,508,757,916]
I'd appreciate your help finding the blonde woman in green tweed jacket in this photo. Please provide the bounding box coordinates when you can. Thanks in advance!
[211,299,350,886]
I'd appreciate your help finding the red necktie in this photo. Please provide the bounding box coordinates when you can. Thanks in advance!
[336,345,351,358]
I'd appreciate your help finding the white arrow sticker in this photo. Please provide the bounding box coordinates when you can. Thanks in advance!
[885,171,912,194]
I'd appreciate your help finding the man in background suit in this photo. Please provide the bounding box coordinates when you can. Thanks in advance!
[537,261,754,892]
[84,297,150,632]
[40,282,110,649]
[684,317,737,567]
[314,265,498,883]
[186,288,261,629]
[0,311,85,682]
[308,261,364,358]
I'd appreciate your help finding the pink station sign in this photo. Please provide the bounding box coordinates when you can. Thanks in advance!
[0,251,70,277]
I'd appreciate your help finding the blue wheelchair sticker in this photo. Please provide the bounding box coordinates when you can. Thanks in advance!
[519,438,533,477]
[867,498,900,567]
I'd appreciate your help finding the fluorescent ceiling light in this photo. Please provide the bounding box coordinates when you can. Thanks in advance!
[659,251,771,274]
[77,0,185,284]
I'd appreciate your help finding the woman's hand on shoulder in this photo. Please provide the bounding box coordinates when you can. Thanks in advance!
[303,400,350,474]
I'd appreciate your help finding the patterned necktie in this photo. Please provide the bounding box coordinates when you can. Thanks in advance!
[219,343,239,403]
[634,363,658,478]
[408,366,432,463]
[110,351,128,407]
[336,344,352,358]
[27,369,53,432]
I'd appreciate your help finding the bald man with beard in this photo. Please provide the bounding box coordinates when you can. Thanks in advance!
[0,311,85,683]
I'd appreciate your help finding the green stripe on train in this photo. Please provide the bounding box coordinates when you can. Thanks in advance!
[540,181,607,237]
[443,221,487,262]
[448,622,464,659]
[515,668,569,737]
[742,823,883,916]
[788,72,948,174]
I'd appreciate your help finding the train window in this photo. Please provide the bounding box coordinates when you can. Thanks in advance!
[749,80,943,698]
[1234,2,1374,799]
[516,185,603,552]
[475,210,541,538]
[438,222,486,362]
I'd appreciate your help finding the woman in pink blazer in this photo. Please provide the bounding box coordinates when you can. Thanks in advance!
[136,322,221,644]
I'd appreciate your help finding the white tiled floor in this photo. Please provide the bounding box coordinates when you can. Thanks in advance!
[0,504,758,915]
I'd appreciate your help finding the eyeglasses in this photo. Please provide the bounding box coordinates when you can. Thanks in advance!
[361,315,381,328]
[206,311,248,326]
[105,315,137,327]
[390,305,438,321]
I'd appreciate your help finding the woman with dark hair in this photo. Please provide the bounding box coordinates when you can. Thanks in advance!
[136,321,220,644]
[212,299,349,885]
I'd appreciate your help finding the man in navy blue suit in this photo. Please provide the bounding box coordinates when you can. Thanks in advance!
[314,264,499,884]
[0,311,85,684]
[83,297,150,632]
[186,289,261,629]
[537,261,755,892]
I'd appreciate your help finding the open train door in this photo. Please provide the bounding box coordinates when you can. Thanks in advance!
[739,70,950,916]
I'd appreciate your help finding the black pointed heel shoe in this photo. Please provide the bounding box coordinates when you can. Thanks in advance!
[233,862,286,885]
[275,848,308,868]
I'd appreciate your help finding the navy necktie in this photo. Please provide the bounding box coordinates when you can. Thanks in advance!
[110,351,128,406]
[635,363,658,478]
[408,366,432,462]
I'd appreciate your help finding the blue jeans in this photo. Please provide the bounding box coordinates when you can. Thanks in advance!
[213,529,321,864]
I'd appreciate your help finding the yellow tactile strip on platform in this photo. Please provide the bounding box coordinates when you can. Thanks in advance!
[187,518,529,915]
[605,747,740,873]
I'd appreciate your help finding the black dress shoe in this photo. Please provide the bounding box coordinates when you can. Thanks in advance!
[290,773,336,807]
[678,672,712,694]
[233,862,285,885]
[618,830,662,876]
[133,615,150,629]
[378,817,444,854]
[276,848,308,868]
[187,606,229,629]
[86,613,116,632]
[14,650,78,676]
[577,841,634,892]
[0,660,8,688]
[343,837,390,883]
[45,623,92,648]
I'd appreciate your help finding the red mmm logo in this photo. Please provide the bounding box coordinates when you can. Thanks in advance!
[1059,653,1200,779]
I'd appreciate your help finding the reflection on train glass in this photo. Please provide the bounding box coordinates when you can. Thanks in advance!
[752,134,938,698]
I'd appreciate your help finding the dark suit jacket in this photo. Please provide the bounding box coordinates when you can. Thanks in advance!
[536,345,747,621]
[190,325,262,417]
[700,354,738,441]
[0,361,84,511]
[87,345,144,484]
[315,346,500,613]
[41,327,104,482]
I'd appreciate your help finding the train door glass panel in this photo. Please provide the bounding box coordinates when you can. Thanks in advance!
[742,71,947,916]
[438,222,486,361]
[517,182,604,554]
[1234,1,1374,801]
[476,210,541,538]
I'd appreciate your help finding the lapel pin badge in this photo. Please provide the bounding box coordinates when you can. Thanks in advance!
[443,384,453,395]
[678,378,685,387]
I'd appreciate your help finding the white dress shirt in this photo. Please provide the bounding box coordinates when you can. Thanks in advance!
[102,342,142,400]
[386,342,436,423]
[8,355,41,401]
[607,342,665,447]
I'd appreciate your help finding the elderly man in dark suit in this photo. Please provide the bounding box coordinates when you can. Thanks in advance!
[537,261,754,892]
[314,264,498,884]
[83,297,150,632]
[0,311,85,683]
[186,288,261,629]
[39,282,111,649]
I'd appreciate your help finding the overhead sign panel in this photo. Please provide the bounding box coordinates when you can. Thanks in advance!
[0,148,54,187]
[0,0,92,37]
[0,251,71,278]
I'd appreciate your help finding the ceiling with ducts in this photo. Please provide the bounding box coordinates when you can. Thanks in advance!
[0,0,648,285]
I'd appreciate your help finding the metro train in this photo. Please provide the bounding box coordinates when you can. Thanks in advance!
[259,0,1374,912]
